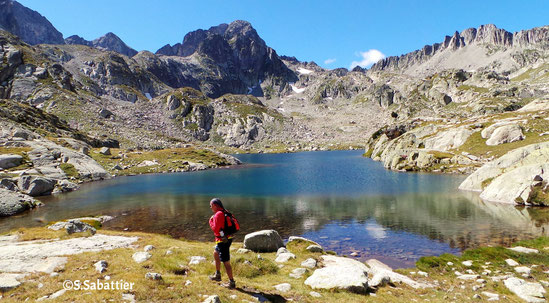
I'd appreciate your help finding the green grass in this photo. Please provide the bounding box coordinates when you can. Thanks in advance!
[60,163,80,179]
[427,151,454,159]
[481,177,495,189]
[511,63,549,82]
[89,147,233,176]
[527,183,549,206]
[7,225,549,302]
[457,85,489,93]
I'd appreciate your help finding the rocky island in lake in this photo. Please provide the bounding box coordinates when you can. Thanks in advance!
[0,0,549,301]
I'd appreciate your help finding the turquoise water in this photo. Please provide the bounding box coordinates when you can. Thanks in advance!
[2,150,548,268]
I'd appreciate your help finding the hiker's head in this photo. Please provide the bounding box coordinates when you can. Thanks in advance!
[210,198,224,212]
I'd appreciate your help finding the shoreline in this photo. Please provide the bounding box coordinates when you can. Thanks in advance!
[1,223,548,302]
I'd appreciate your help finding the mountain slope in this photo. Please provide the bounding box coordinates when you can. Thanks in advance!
[65,32,138,57]
[0,0,64,45]
[370,24,549,76]
[152,20,297,98]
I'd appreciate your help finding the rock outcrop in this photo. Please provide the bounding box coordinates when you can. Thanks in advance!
[0,188,37,216]
[152,20,297,98]
[65,32,138,57]
[460,142,549,205]
[0,0,64,45]
[370,24,549,75]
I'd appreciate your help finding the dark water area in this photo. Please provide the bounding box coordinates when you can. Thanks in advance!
[2,150,549,268]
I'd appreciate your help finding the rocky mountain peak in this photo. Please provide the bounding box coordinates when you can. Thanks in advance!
[64,35,91,46]
[65,32,138,57]
[150,20,297,98]
[92,32,137,57]
[0,0,64,45]
[370,24,549,74]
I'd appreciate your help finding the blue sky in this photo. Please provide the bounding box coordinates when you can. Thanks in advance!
[18,0,549,69]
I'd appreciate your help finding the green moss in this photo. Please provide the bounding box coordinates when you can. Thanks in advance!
[78,219,102,230]
[364,148,374,158]
[457,85,489,93]
[512,63,549,82]
[184,122,199,131]
[427,151,454,159]
[60,163,79,179]
[528,183,549,206]
[481,177,495,189]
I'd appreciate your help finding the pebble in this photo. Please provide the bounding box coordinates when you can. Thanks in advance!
[447,262,454,266]
[301,258,317,269]
[507,246,539,254]
[505,259,519,267]
[274,283,292,292]
[144,245,155,252]
[462,260,473,267]
[145,272,162,280]
[94,260,108,273]
[514,266,532,276]
[189,256,206,265]
[289,268,307,279]
[122,293,136,302]
[185,280,192,286]
[310,291,322,298]
[132,252,151,263]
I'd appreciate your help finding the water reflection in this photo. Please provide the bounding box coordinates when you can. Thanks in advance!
[1,151,549,268]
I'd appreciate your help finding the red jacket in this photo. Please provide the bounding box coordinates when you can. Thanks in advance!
[209,210,233,243]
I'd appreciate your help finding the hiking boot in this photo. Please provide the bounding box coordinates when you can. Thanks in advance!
[209,272,221,282]
[228,279,236,289]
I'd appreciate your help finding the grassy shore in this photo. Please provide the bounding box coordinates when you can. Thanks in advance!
[2,225,548,302]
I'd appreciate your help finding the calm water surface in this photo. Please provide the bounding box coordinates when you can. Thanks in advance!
[2,150,549,268]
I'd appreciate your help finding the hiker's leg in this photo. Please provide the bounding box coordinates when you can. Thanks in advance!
[213,250,221,272]
[223,261,233,280]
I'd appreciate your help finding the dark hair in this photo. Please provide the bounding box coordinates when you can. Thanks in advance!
[210,198,225,210]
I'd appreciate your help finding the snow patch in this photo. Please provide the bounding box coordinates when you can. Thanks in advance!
[297,67,314,75]
[145,93,152,100]
[291,84,306,94]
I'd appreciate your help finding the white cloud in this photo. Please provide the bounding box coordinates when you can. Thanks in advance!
[350,49,385,69]
[324,58,336,65]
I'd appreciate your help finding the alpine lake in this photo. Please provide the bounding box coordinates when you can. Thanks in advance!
[2,150,549,268]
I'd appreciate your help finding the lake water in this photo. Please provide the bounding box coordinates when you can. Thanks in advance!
[2,150,549,268]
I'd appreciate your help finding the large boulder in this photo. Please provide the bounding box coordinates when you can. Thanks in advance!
[460,142,549,205]
[480,164,549,205]
[485,124,524,146]
[304,255,369,294]
[424,126,474,151]
[0,188,37,217]
[243,230,284,252]
[504,277,545,303]
[365,259,430,289]
[0,154,23,169]
[17,175,57,196]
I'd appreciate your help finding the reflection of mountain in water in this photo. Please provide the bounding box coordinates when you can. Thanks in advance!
[97,192,549,253]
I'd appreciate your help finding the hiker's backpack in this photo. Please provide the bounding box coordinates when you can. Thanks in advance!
[222,212,240,236]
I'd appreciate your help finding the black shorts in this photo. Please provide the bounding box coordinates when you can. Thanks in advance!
[215,239,233,262]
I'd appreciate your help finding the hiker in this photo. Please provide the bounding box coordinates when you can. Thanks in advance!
[208,198,238,288]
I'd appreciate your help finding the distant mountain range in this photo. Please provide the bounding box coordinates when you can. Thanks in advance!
[370,24,549,75]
